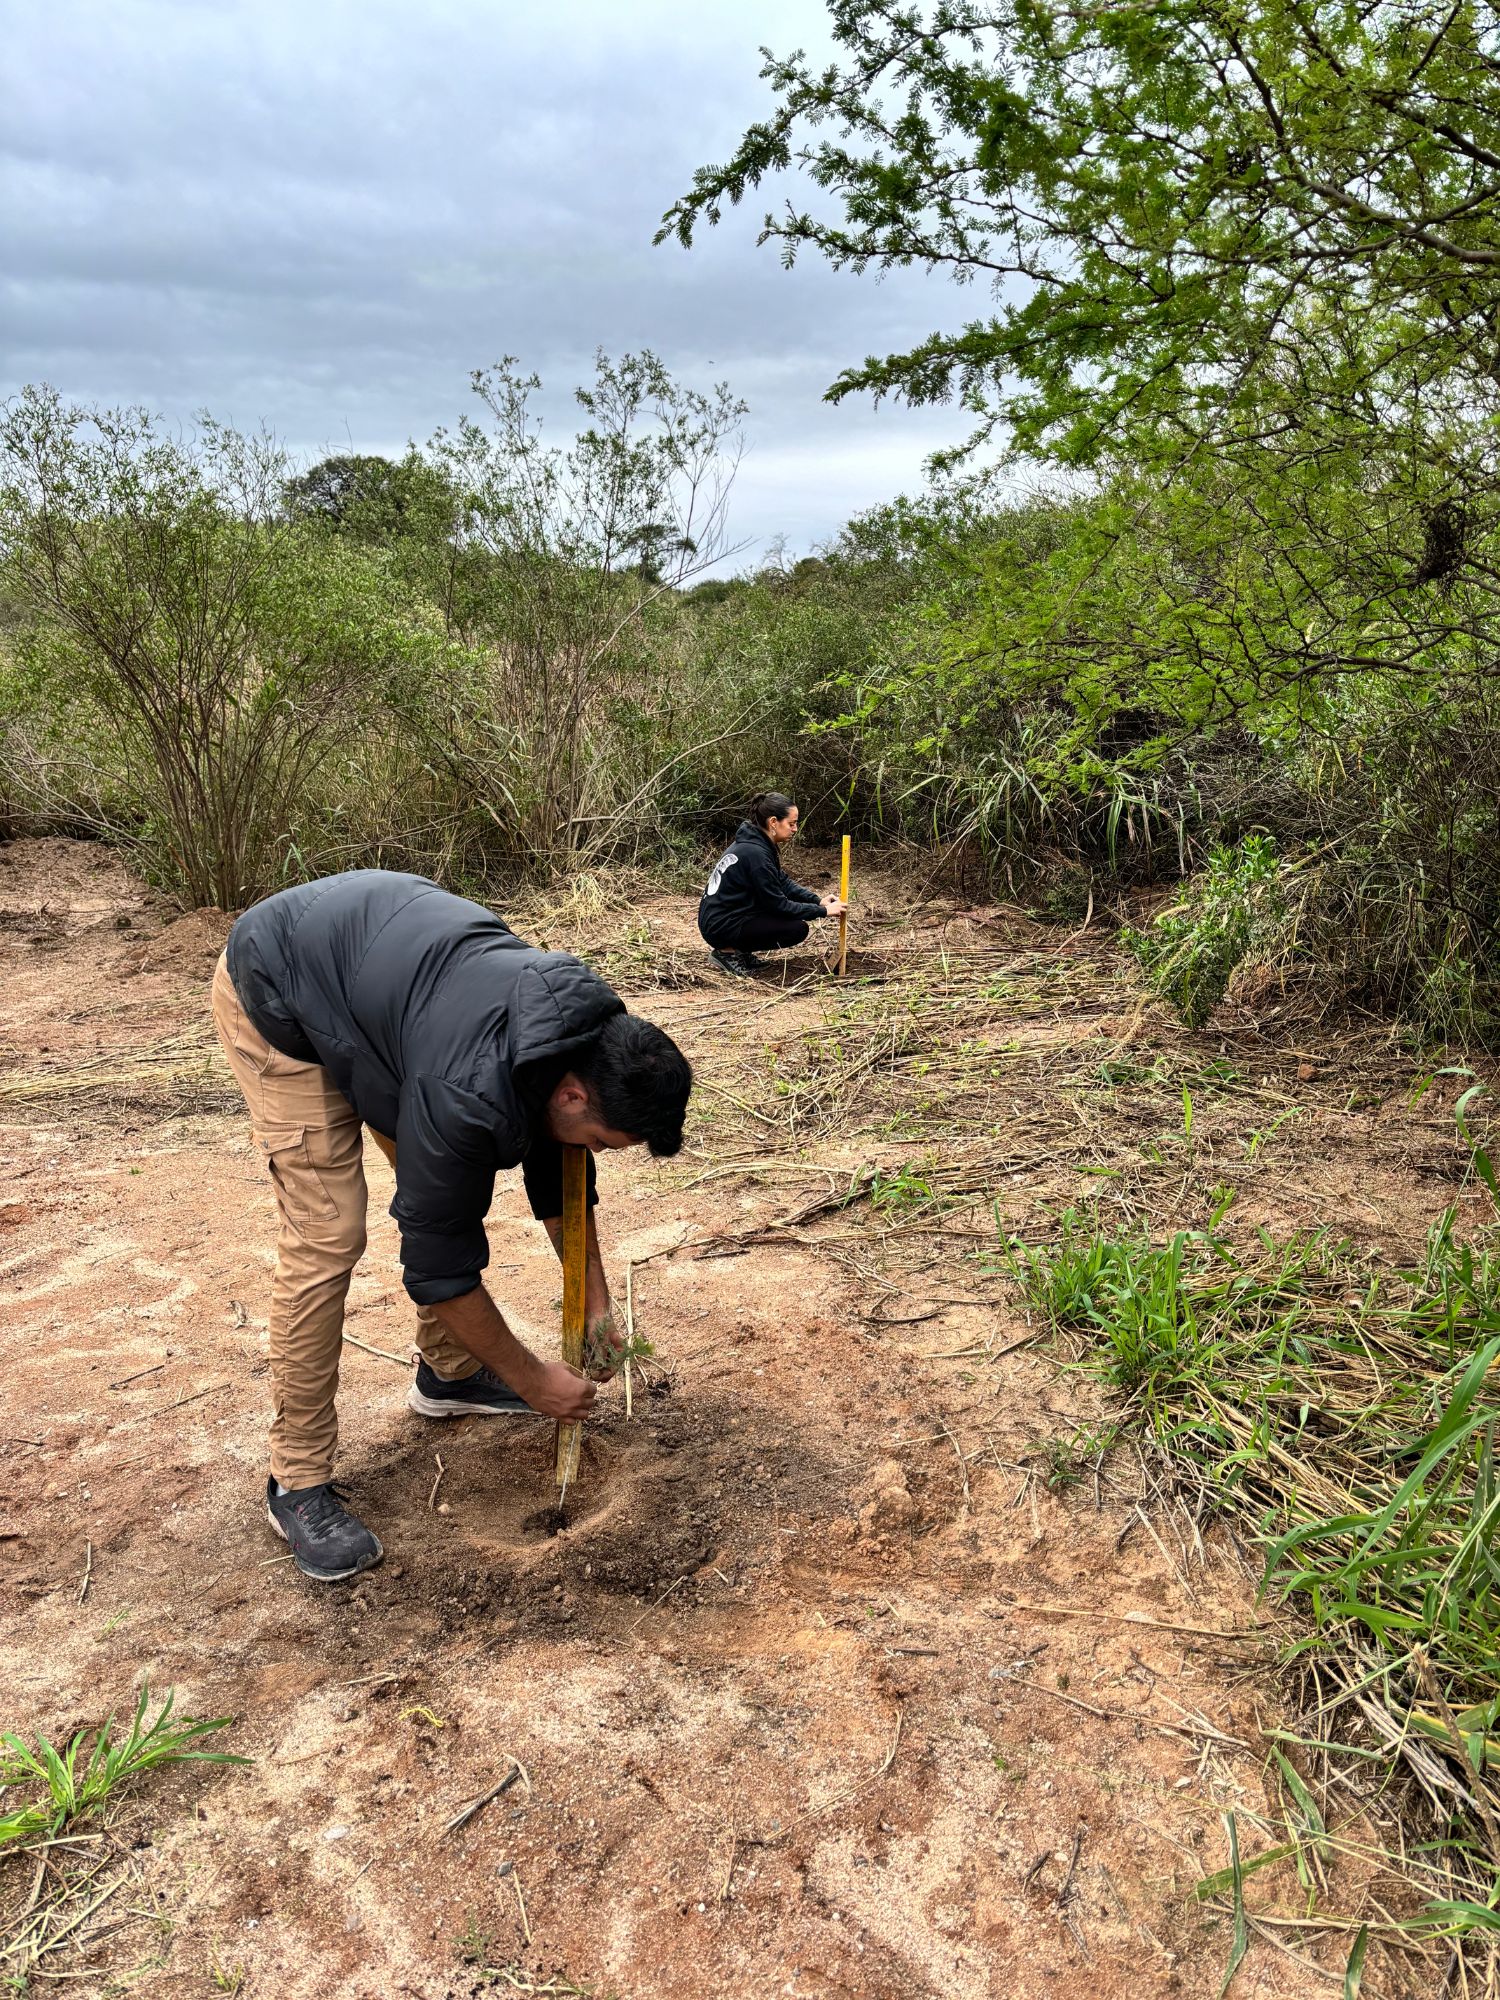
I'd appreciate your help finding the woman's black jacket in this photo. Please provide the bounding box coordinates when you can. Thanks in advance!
[698,819,825,946]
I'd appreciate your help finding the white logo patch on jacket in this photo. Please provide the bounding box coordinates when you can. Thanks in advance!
[705,851,740,897]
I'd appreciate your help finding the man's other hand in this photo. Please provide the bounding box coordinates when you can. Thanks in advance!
[822,892,847,915]
[527,1360,596,1421]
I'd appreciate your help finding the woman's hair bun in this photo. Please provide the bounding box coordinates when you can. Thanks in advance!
[750,790,795,827]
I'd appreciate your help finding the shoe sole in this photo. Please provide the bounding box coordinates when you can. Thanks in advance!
[406,1384,534,1419]
[266,1503,383,1583]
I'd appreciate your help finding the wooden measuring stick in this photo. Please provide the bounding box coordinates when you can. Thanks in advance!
[554,1143,588,1493]
[837,834,851,977]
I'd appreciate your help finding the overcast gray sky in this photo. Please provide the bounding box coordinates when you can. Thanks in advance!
[2,0,972,562]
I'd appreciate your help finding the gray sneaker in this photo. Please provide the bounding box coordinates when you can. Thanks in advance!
[265,1477,383,1582]
[406,1358,535,1418]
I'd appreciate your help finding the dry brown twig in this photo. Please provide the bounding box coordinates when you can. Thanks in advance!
[106,1363,164,1391]
[632,1572,692,1629]
[443,1756,533,1838]
[342,1332,412,1368]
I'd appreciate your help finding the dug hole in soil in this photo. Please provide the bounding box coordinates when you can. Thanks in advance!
[0,836,1453,1998]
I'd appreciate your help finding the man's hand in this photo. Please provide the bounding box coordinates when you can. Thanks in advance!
[583,1311,626,1382]
[822,892,847,916]
[428,1285,598,1423]
[525,1360,597,1422]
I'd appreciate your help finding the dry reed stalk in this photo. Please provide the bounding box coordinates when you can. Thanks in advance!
[0,1029,226,1103]
[341,1332,410,1368]
[623,1257,636,1420]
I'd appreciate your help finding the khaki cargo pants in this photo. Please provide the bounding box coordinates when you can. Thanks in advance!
[211,952,479,1489]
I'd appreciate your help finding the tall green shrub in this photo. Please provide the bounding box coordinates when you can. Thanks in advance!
[0,387,454,906]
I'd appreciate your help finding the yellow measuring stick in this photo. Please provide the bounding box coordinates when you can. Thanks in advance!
[554,1143,588,1494]
[838,834,851,977]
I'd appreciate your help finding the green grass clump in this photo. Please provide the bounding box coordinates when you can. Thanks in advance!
[0,1685,243,1851]
[1123,835,1284,1029]
[1008,1202,1500,1965]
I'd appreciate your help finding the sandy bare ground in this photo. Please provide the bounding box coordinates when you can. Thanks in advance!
[0,836,1464,1999]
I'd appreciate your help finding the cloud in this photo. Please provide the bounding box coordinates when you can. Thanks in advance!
[0,0,975,559]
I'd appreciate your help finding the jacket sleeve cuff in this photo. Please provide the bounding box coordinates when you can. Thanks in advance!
[402,1270,484,1306]
[397,1216,490,1305]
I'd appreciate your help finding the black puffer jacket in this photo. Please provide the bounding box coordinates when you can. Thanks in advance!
[226,871,623,1304]
[697,819,826,946]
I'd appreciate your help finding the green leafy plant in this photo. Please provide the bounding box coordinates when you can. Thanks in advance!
[1007,1199,1500,1962]
[867,1165,936,1212]
[1124,837,1284,1030]
[455,1912,596,1997]
[1035,1424,1118,1492]
[664,3,1500,476]
[0,388,462,907]
[0,1685,244,1851]
[659,2,1500,1046]
[1245,1108,1303,1163]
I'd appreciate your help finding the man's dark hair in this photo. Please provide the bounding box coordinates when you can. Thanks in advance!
[750,791,795,828]
[576,1013,692,1156]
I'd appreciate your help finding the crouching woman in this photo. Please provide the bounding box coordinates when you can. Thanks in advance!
[697,793,844,976]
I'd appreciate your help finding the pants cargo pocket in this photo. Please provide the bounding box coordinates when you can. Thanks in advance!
[255,1124,340,1228]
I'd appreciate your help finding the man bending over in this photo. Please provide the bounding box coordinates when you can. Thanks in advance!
[211,869,692,1581]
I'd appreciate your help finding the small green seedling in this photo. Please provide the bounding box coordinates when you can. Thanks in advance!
[1208,1184,1236,1226]
[456,1914,500,1966]
[867,1166,935,1211]
[1245,1107,1302,1161]
[0,1685,243,1851]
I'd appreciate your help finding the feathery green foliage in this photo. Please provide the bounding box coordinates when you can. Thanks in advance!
[663,2,1500,471]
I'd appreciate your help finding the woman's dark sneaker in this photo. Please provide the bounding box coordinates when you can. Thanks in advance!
[265,1477,383,1582]
[407,1358,534,1418]
[709,947,752,977]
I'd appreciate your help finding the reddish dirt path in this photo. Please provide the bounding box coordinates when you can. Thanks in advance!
[1,838,1442,1998]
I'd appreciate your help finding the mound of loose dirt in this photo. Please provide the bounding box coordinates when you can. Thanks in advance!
[0,835,143,906]
[118,906,234,977]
